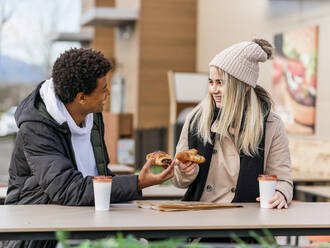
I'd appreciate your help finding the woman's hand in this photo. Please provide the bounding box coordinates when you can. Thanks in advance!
[175,159,198,175]
[256,191,288,209]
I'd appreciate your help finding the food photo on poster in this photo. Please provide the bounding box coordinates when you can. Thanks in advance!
[272,25,318,134]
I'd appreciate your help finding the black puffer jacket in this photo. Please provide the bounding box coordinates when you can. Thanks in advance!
[2,83,141,248]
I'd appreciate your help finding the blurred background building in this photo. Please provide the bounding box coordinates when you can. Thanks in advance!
[1,0,330,180]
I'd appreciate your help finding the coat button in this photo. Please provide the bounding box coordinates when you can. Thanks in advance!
[206,185,213,192]
[231,187,236,193]
[213,149,217,154]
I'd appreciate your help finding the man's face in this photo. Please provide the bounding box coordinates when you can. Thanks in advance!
[84,76,110,113]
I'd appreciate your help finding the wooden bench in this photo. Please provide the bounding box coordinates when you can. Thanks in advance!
[108,164,135,175]
[296,185,330,202]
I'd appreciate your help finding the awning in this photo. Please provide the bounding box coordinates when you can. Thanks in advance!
[50,31,93,43]
[81,7,138,27]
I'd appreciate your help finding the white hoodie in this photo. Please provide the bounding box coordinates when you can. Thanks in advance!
[39,79,98,177]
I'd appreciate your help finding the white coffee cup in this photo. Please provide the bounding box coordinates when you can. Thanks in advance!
[93,176,112,211]
[258,175,277,209]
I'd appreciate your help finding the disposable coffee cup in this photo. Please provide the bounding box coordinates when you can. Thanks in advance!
[258,175,277,209]
[93,176,112,211]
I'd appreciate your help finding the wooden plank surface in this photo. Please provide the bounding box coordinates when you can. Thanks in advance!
[0,202,329,232]
[137,0,197,129]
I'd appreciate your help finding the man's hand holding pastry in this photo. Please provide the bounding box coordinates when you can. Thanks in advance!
[138,151,174,190]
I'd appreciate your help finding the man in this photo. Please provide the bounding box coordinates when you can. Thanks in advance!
[2,48,174,248]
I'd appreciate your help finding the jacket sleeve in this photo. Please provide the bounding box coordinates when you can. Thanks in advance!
[265,118,293,204]
[21,122,140,206]
[171,116,199,189]
[111,175,141,203]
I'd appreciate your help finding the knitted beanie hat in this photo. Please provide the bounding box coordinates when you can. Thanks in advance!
[209,39,272,88]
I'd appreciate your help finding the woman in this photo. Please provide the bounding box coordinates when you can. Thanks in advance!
[172,39,293,209]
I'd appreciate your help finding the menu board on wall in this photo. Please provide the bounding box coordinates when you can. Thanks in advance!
[272,25,319,134]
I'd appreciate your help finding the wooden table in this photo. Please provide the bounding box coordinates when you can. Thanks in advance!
[296,185,330,201]
[0,202,329,240]
[142,185,186,199]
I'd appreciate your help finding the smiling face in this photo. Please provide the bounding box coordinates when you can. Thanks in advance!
[83,76,110,113]
[209,66,225,108]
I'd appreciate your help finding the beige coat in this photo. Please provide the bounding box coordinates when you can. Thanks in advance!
[171,112,293,204]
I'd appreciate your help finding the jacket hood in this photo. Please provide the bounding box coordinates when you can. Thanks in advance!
[39,78,94,136]
[15,82,69,133]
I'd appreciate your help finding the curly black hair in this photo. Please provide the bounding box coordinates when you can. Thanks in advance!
[52,48,112,104]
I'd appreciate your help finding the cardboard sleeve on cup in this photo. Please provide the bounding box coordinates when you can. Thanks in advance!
[257,175,277,181]
[93,176,113,183]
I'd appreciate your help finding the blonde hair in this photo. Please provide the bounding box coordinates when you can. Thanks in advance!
[190,69,272,157]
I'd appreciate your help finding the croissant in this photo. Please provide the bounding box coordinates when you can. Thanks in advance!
[146,150,173,166]
[176,149,206,164]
